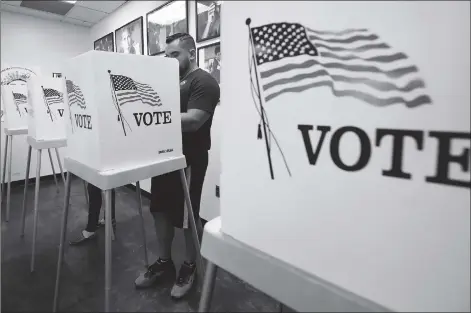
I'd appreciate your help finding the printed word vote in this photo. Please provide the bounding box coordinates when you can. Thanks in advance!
[75,114,92,130]
[132,111,172,127]
[298,125,471,189]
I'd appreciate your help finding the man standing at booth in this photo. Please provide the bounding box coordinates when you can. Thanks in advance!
[134,33,220,299]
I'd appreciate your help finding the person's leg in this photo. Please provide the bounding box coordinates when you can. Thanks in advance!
[135,174,180,288]
[69,183,101,245]
[97,188,117,228]
[85,183,101,232]
[172,152,208,299]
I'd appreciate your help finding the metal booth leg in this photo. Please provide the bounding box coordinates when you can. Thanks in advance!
[30,149,42,272]
[6,135,13,222]
[20,145,33,237]
[179,169,205,284]
[54,148,66,186]
[135,181,149,267]
[1,134,9,196]
[48,149,59,192]
[52,171,72,312]
[198,261,218,312]
[101,190,115,241]
[104,189,113,312]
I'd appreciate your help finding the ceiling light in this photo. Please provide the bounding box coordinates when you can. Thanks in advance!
[62,0,77,3]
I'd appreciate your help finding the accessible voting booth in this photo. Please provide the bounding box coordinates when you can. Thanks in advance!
[199,1,470,313]
[52,51,204,312]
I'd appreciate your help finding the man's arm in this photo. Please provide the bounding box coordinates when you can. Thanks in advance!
[181,109,211,132]
[181,74,220,132]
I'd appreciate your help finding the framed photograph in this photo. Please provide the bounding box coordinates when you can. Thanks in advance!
[146,0,188,56]
[198,42,221,85]
[94,32,114,52]
[196,1,222,43]
[115,17,144,55]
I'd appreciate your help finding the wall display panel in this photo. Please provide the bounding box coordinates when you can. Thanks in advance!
[195,1,222,43]
[197,42,221,87]
[94,32,115,52]
[146,0,188,56]
[115,17,144,55]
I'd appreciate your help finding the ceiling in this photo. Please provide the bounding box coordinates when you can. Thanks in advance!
[0,0,127,27]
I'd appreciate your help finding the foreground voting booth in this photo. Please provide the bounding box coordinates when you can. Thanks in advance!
[52,51,204,312]
[199,1,470,312]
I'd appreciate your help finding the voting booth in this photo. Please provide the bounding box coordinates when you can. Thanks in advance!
[1,84,29,132]
[53,51,203,312]
[27,76,67,142]
[62,50,184,176]
[199,1,470,313]
[1,65,39,222]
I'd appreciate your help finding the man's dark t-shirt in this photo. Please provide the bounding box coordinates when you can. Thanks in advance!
[180,68,220,158]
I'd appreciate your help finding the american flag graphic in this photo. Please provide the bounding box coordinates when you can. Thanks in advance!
[43,88,64,105]
[13,92,27,106]
[250,22,432,107]
[110,74,162,107]
[66,80,86,109]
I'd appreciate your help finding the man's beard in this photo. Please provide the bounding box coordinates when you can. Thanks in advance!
[179,59,190,77]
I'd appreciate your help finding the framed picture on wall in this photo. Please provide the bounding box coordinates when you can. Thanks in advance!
[198,42,221,85]
[115,17,144,55]
[195,1,222,43]
[94,32,114,52]
[146,0,188,56]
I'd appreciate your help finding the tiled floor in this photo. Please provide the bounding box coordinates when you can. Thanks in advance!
[1,176,280,312]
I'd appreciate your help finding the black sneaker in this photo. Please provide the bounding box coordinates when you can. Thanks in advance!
[69,230,97,246]
[171,262,196,299]
[134,259,176,289]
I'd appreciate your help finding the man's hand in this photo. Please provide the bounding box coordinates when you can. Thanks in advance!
[181,109,211,132]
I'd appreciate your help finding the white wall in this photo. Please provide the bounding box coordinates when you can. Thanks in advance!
[90,0,222,220]
[1,11,90,182]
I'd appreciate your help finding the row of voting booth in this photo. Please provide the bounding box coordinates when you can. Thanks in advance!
[1,52,202,312]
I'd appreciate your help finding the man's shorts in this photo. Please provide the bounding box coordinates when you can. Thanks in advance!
[149,151,209,228]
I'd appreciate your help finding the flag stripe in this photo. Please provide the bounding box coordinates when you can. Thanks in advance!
[307,28,369,36]
[265,79,431,107]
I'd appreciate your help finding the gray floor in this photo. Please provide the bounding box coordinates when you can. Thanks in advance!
[1,176,281,312]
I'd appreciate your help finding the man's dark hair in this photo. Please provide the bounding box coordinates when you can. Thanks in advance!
[215,46,220,54]
[166,33,196,51]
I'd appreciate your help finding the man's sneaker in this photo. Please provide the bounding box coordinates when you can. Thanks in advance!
[135,258,176,289]
[170,262,196,299]
[69,230,97,246]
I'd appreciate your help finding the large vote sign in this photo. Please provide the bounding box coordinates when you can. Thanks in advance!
[1,84,30,131]
[27,76,67,141]
[63,50,182,172]
[220,1,470,312]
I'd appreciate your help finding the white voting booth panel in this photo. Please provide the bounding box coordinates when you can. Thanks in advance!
[220,1,470,312]
[1,84,29,132]
[63,50,183,176]
[27,76,67,141]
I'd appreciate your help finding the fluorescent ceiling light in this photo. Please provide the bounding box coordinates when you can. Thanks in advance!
[62,0,77,3]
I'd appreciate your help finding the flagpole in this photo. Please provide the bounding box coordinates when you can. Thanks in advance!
[246,18,275,180]
[41,86,54,122]
[107,70,127,136]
